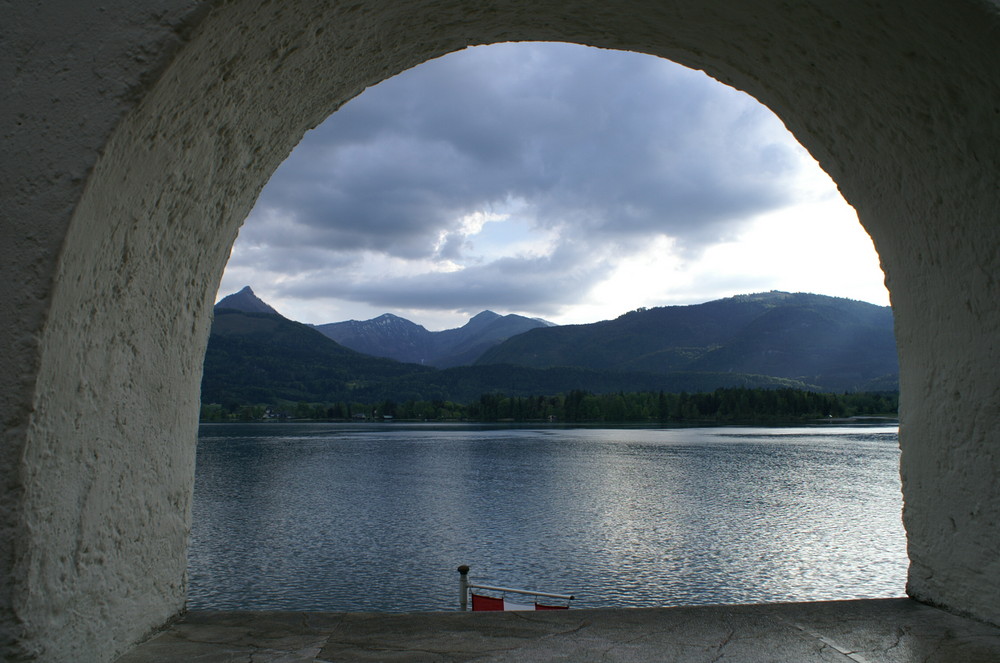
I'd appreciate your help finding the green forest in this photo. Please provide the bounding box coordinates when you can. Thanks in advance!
[200,387,897,424]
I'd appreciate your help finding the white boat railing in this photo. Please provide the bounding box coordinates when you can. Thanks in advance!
[457,565,574,610]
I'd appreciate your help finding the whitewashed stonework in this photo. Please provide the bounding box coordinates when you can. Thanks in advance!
[2,1,999,660]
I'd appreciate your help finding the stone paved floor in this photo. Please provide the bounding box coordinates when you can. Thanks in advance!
[116,598,1000,662]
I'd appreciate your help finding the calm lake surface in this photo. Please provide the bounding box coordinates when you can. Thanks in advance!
[188,423,906,612]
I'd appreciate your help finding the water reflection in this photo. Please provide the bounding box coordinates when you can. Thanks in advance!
[188,424,905,611]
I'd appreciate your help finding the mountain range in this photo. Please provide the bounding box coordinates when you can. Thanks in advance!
[312,310,553,367]
[476,291,897,392]
[204,287,898,406]
[202,304,434,405]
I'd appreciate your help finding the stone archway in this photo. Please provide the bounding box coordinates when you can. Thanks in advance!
[3,1,999,661]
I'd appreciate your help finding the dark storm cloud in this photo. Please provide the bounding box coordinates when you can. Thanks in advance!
[275,240,614,314]
[236,42,806,312]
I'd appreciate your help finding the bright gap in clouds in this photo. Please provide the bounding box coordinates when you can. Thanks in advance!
[219,42,888,330]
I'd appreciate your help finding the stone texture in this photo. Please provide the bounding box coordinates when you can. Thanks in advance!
[3,0,1000,661]
[115,600,1000,662]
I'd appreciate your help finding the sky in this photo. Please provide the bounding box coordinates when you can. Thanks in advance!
[218,42,889,330]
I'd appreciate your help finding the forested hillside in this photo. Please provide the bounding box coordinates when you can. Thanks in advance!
[202,290,899,416]
[476,291,897,392]
[202,309,435,405]
[203,308,815,406]
[203,387,898,423]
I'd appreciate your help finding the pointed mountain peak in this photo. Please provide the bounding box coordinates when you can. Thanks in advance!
[466,310,501,325]
[215,286,280,316]
[370,313,426,330]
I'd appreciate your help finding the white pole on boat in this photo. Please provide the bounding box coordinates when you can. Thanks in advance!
[458,565,470,611]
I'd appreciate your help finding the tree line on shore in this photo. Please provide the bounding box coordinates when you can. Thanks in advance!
[201,387,898,424]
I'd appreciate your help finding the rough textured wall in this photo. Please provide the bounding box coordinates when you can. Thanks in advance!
[0,2,215,660]
[2,0,999,661]
[852,3,1000,626]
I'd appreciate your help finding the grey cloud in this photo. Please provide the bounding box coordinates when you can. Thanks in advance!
[236,42,808,313]
[275,241,615,315]
[224,240,360,275]
[434,231,471,261]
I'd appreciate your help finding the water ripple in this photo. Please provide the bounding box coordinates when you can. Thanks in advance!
[188,423,905,611]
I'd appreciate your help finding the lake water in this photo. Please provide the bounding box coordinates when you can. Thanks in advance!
[188,423,906,612]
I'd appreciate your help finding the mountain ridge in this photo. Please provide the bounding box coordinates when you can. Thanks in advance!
[206,288,898,406]
[475,291,896,392]
[312,308,554,367]
[202,308,435,405]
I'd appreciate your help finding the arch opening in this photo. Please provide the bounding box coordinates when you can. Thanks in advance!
[193,42,903,614]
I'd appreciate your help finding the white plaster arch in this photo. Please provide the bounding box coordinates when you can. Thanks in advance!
[2,1,999,661]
